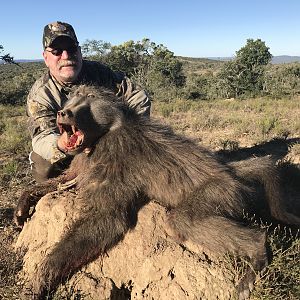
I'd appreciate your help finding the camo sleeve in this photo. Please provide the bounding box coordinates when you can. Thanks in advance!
[26,82,67,163]
[115,75,151,117]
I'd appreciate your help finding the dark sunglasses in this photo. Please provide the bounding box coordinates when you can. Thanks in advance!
[45,46,78,56]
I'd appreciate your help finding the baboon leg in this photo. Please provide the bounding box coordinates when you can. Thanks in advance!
[168,212,268,268]
[30,205,131,298]
[168,212,267,299]
[229,157,300,225]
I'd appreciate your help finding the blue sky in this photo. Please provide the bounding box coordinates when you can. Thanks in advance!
[1,0,300,59]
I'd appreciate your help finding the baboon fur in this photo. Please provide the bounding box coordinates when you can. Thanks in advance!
[15,85,300,299]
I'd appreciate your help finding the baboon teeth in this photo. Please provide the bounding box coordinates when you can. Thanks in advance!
[58,124,63,134]
[65,130,84,151]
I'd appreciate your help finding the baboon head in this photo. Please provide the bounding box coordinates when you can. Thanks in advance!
[57,85,124,154]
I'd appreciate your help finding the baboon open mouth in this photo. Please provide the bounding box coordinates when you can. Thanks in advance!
[58,123,85,151]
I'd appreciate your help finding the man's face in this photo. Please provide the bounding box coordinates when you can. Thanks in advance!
[43,36,83,84]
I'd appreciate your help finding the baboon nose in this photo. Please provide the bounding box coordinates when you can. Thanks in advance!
[58,110,73,118]
[57,110,65,117]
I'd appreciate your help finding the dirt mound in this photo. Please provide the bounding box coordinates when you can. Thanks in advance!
[15,192,239,299]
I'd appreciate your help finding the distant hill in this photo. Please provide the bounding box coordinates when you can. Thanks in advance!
[205,56,300,64]
[0,59,43,65]
[1,56,300,66]
[15,59,43,63]
[178,56,219,63]
[271,55,300,64]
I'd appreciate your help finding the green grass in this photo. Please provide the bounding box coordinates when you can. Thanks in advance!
[0,160,19,182]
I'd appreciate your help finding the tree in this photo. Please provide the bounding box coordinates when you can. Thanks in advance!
[263,63,300,98]
[0,44,18,65]
[107,39,185,95]
[236,38,272,67]
[81,38,185,96]
[218,39,272,97]
[81,39,111,61]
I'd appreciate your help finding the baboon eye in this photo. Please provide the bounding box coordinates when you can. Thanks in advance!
[87,93,95,98]
[73,91,83,98]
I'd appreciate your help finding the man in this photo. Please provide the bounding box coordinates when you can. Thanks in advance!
[27,21,151,182]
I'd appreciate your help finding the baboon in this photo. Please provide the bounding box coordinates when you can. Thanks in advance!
[15,85,300,299]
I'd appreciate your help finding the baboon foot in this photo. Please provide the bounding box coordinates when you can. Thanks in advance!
[237,247,268,300]
[237,272,254,300]
[237,265,267,300]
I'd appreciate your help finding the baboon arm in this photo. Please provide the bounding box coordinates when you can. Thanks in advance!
[32,180,137,299]
[14,174,77,227]
[31,201,131,298]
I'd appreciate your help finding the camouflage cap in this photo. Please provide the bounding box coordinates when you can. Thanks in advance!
[43,21,78,49]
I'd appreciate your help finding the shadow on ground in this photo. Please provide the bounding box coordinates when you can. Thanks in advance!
[0,207,14,227]
[217,137,300,161]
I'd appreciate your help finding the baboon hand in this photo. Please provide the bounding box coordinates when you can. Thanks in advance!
[14,177,72,228]
[14,191,37,227]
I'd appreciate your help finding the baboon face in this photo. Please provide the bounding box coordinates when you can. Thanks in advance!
[57,86,123,154]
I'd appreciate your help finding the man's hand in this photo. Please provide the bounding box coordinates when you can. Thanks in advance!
[57,131,69,152]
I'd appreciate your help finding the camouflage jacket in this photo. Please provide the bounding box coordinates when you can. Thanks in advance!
[27,60,151,163]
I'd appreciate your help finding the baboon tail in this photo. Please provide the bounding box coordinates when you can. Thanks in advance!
[229,156,300,225]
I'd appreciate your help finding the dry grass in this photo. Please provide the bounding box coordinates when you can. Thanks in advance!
[251,227,300,300]
[153,96,300,150]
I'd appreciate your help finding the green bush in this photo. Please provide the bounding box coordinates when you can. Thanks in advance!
[263,63,300,98]
[82,38,186,101]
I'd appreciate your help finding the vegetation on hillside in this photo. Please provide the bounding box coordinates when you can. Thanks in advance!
[0,62,45,105]
[2,38,300,106]
[80,38,300,101]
